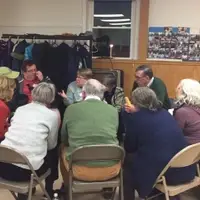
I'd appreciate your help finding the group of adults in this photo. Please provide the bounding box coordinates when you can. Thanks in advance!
[0,61,200,200]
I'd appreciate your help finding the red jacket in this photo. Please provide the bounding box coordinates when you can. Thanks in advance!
[0,100,10,139]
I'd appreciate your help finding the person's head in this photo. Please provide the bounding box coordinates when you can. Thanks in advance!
[82,79,106,100]
[176,79,200,107]
[102,74,117,92]
[0,76,16,102]
[76,68,93,88]
[135,65,153,87]
[32,82,56,106]
[0,67,19,102]
[22,60,37,81]
[131,87,162,111]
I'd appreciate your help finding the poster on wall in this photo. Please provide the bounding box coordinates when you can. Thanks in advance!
[148,26,190,60]
[187,34,200,61]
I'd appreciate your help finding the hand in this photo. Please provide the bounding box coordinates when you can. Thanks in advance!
[124,103,137,113]
[58,90,67,99]
[36,71,44,81]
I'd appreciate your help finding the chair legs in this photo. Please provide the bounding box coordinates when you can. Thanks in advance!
[120,171,124,200]
[162,177,169,200]
[10,191,18,200]
[68,171,73,200]
[37,176,51,200]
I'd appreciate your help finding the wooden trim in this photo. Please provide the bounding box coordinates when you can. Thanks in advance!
[138,0,149,60]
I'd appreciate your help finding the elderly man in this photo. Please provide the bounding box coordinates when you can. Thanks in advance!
[132,65,171,109]
[60,79,120,186]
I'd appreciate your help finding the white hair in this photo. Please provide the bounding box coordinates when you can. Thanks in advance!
[32,82,56,105]
[82,79,106,99]
[176,79,200,107]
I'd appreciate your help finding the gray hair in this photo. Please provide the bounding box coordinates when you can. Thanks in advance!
[176,79,200,107]
[32,82,56,105]
[131,87,162,111]
[82,79,106,99]
[136,65,153,79]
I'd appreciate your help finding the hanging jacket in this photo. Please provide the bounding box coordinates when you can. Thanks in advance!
[24,44,34,60]
[0,39,14,68]
[11,40,29,71]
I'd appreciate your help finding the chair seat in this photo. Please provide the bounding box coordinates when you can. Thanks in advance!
[155,176,200,196]
[72,177,120,193]
[0,169,50,194]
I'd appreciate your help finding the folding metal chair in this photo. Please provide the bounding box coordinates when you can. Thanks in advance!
[68,144,125,200]
[146,143,200,200]
[0,145,51,200]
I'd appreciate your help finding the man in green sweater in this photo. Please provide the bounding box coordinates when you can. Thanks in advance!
[60,79,120,184]
[132,65,171,109]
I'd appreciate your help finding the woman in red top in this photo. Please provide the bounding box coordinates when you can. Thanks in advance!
[0,67,19,141]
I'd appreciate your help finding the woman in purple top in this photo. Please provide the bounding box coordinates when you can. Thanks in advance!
[174,79,200,145]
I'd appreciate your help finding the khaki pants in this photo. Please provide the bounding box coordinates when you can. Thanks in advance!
[60,147,121,187]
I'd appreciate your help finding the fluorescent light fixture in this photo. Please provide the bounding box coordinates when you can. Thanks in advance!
[110,22,131,26]
[101,18,130,22]
[94,14,124,18]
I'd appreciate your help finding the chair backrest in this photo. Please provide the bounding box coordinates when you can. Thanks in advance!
[0,145,31,166]
[170,143,200,168]
[155,143,200,183]
[69,145,125,168]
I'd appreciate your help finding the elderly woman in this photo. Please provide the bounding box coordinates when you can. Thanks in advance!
[102,74,125,112]
[0,67,19,142]
[123,87,195,200]
[174,79,200,145]
[59,68,93,105]
[102,74,125,143]
[0,82,60,200]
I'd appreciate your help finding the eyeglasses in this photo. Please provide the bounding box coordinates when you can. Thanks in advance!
[27,69,36,73]
[135,75,145,80]
[76,75,86,80]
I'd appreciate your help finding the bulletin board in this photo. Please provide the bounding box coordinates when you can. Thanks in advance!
[148,27,200,61]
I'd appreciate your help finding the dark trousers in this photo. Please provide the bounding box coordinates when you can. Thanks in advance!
[0,147,59,200]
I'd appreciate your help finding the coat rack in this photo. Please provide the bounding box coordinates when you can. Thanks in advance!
[1,33,93,53]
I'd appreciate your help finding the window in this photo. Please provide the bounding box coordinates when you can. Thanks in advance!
[92,1,132,58]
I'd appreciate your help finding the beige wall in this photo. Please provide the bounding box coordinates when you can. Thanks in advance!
[149,0,200,31]
[0,0,88,35]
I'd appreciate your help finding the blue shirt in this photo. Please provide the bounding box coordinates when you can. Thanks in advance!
[64,81,82,105]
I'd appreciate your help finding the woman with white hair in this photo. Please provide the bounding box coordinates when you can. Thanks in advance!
[174,79,200,145]
[0,82,60,200]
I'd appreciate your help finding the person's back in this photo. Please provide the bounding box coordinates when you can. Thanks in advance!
[123,87,195,199]
[2,102,59,170]
[60,79,120,184]
[174,79,200,145]
[124,108,195,198]
[63,99,119,161]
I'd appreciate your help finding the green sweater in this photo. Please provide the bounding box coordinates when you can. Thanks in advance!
[133,77,171,109]
[61,99,119,166]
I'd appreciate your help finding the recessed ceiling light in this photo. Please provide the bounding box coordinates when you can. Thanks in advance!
[94,14,124,18]
[109,22,131,26]
[101,18,130,22]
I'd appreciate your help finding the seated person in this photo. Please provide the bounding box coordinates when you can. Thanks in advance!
[123,87,195,200]
[174,79,200,145]
[60,79,120,186]
[0,67,19,142]
[18,60,45,102]
[102,74,125,112]
[132,65,171,109]
[0,82,60,200]
[102,74,125,143]
[59,68,93,105]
